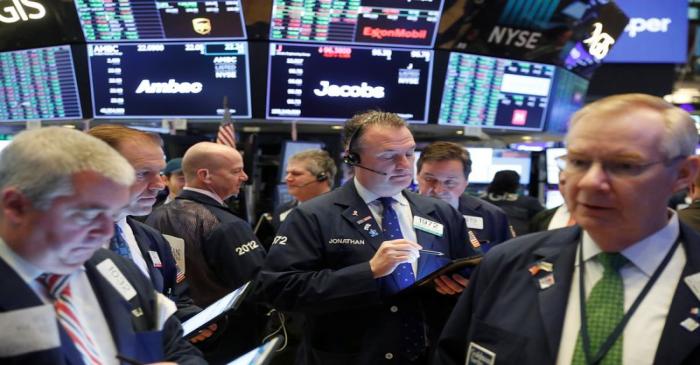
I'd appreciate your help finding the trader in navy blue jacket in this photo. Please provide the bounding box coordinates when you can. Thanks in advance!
[416,141,513,251]
[258,111,481,365]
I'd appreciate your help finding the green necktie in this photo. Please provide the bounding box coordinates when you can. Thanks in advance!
[572,252,628,365]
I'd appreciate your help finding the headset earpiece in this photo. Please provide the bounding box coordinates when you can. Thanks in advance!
[316,172,328,182]
[342,152,360,166]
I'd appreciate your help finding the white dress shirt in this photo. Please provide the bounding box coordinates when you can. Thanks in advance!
[556,212,685,365]
[183,187,225,206]
[115,218,150,279]
[354,178,419,275]
[0,239,118,365]
[548,204,572,230]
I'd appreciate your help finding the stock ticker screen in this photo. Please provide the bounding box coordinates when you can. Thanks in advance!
[74,0,246,41]
[270,0,443,47]
[0,45,82,122]
[88,42,251,118]
[438,52,555,131]
[266,43,433,122]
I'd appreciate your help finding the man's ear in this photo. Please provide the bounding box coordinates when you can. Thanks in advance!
[1,188,31,224]
[196,168,210,183]
[673,156,700,194]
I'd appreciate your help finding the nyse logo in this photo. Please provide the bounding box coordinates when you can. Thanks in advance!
[135,79,203,94]
[0,0,46,23]
[583,22,615,60]
[313,81,385,98]
[625,17,671,38]
[487,26,541,50]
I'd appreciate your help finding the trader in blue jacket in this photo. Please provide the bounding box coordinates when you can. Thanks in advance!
[258,111,481,365]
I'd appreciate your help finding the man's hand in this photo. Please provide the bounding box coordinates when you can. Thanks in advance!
[434,273,469,295]
[189,323,218,344]
[369,239,421,278]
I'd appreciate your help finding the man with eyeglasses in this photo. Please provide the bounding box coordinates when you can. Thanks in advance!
[435,94,700,365]
[416,141,513,252]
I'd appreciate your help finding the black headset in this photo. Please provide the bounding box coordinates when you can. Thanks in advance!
[342,122,364,166]
[316,172,328,182]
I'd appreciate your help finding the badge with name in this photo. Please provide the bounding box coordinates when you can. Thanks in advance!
[466,342,496,365]
[464,215,484,230]
[148,250,162,268]
[96,258,137,301]
[685,272,700,302]
[413,216,443,237]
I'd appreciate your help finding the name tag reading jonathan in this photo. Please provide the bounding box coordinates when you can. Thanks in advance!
[413,216,443,237]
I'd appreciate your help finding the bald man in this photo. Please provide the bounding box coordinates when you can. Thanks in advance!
[146,142,266,361]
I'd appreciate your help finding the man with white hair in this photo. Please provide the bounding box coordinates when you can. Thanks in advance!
[0,127,204,364]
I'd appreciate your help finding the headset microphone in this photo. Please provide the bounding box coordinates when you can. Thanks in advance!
[351,163,388,176]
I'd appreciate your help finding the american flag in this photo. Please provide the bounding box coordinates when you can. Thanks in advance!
[217,96,236,148]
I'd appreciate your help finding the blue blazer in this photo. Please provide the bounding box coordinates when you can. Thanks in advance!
[0,249,204,365]
[435,225,700,365]
[258,181,481,364]
[458,194,513,252]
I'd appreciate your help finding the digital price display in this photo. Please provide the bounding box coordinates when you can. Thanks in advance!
[266,43,433,122]
[438,52,554,131]
[270,0,443,47]
[0,45,82,121]
[88,41,251,118]
[74,0,246,41]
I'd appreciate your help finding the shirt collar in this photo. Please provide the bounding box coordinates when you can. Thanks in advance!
[353,178,408,206]
[580,210,679,276]
[183,187,225,206]
[0,236,53,283]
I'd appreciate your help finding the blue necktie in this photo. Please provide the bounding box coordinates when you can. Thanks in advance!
[378,197,425,361]
[109,224,132,260]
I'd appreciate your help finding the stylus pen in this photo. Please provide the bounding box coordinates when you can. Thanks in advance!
[116,354,145,365]
[419,249,445,256]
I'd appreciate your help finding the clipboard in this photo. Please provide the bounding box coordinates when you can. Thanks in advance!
[182,282,251,338]
[412,255,483,288]
[226,336,283,365]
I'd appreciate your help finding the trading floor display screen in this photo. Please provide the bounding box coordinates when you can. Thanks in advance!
[270,0,443,47]
[439,52,555,131]
[88,42,251,118]
[75,0,246,41]
[466,148,532,185]
[266,43,433,122]
[0,45,82,121]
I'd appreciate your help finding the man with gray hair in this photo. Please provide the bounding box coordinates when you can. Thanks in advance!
[273,149,337,229]
[436,94,700,365]
[0,127,204,364]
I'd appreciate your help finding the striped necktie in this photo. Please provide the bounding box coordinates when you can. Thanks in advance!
[39,273,104,365]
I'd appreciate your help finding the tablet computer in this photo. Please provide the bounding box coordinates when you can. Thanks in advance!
[412,255,483,288]
[182,281,251,337]
[226,336,282,365]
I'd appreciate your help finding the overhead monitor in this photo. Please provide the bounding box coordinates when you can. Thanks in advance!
[438,52,554,131]
[266,43,433,122]
[604,0,687,63]
[269,0,444,48]
[74,0,246,42]
[0,45,82,121]
[279,141,325,182]
[466,148,531,185]
[88,41,251,119]
[544,68,589,135]
[545,148,567,185]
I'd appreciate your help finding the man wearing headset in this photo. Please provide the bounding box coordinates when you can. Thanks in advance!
[272,149,337,230]
[258,111,481,364]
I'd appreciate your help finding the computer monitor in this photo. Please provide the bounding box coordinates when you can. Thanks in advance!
[438,52,555,131]
[269,0,444,48]
[87,41,251,118]
[545,189,565,209]
[0,45,83,122]
[266,43,433,122]
[546,148,567,185]
[466,148,531,185]
[544,68,589,135]
[278,141,326,182]
[74,0,247,41]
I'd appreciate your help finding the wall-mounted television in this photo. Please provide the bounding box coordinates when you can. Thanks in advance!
[74,0,246,41]
[266,43,433,122]
[0,45,83,121]
[438,52,554,131]
[269,0,444,48]
[88,41,251,118]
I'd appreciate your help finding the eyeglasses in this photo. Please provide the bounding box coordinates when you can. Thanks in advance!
[555,154,686,178]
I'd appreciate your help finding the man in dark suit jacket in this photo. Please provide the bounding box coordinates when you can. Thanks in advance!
[416,141,513,251]
[435,94,700,364]
[0,127,203,364]
[258,111,482,364]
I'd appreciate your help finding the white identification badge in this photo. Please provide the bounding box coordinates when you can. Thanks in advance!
[464,215,484,230]
[685,273,700,301]
[148,250,163,268]
[413,216,444,237]
[162,234,185,275]
[465,342,496,365]
[279,209,293,223]
[97,258,137,301]
[0,305,60,357]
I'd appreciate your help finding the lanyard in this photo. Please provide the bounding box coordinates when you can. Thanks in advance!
[577,235,681,365]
